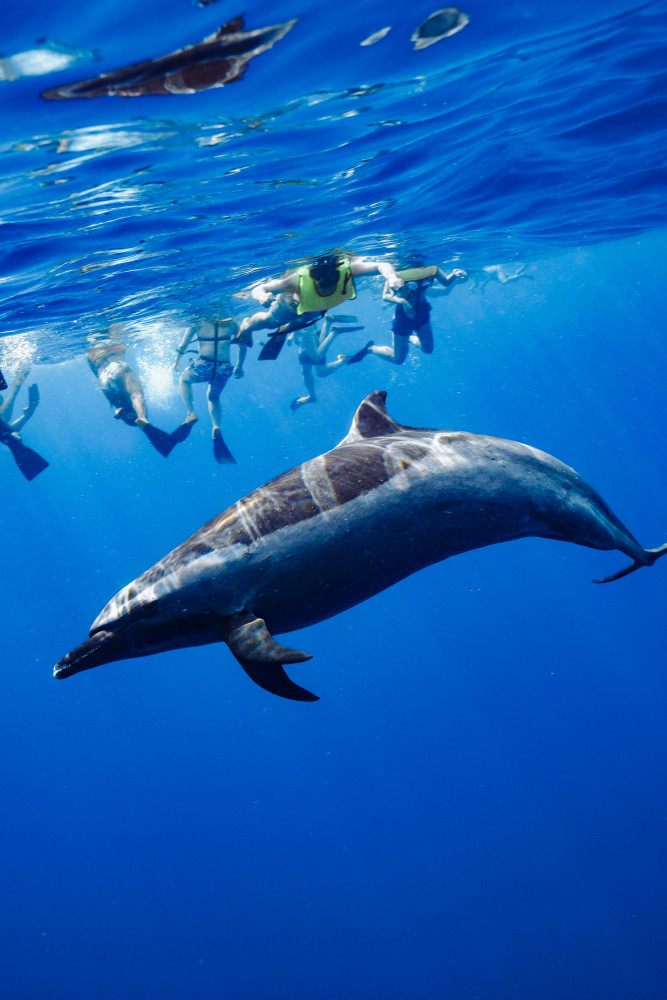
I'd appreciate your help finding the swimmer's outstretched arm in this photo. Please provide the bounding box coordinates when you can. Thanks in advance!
[426,267,468,297]
[435,267,468,287]
[351,257,403,288]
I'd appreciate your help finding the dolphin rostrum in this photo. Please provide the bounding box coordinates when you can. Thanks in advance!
[54,392,666,701]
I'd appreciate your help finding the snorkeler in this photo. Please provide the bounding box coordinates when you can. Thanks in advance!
[369,265,467,365]
[289,315,370,412]
[468,263,534,293]
[0,363,48,480]
[174,314,246,464]
[237,253,404,344]
[88,331,186,458]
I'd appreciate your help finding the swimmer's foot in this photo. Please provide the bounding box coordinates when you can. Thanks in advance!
[290,396,314,412]
[135,417,149,429]
[184,412,198,425]
[26,384,40,412]
[346,341,374,365]
[113,407,124,419]
[408,335,420,348]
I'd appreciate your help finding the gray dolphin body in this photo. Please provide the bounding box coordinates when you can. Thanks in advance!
[55,392,666,700]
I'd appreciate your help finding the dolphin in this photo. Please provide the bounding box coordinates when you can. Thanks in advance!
[42,15,297,100]
[54,391,666,701]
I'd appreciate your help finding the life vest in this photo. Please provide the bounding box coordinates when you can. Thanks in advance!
[396,265,438,282]
[296,257,356,315]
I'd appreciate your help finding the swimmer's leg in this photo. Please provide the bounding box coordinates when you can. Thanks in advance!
[179,370,198,423]
[292,364,316,411]
[207,379,225,437]
[315,355,349,378]
[121,369,149,426]
[239,310,276,337]
[0,366,30,421]
[410,322,434,355]
[369,334,409,365]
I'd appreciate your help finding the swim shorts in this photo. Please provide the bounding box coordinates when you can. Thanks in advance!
[98,359,131,390]
[298,350,326,367]
[181,358,233,389]
[393,299,431,337]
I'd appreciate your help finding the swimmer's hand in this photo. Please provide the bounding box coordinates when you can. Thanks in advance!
[251,286,272,305]
[452,269,468,280]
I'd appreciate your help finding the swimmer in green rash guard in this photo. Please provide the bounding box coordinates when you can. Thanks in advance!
[369,266,467,365]
[236,253,404,343]
[174,314,246,464]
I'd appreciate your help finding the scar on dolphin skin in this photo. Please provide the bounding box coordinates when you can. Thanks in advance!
[54,392,667,702]
[41,15,297,99]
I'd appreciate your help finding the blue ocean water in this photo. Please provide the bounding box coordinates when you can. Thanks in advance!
[1,1,666,997]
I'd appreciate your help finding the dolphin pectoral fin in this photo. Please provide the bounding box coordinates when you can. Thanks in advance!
[237,659,319,702]
[594,541,667,583]
[224,616,312,665]
[223,615,318,701]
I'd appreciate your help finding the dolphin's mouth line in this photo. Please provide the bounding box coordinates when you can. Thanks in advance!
[54,629,118,677]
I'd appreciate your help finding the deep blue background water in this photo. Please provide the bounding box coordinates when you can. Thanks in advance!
[1,2,667,998]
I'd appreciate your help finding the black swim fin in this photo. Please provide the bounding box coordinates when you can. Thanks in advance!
[28,383,39,407]
[0,368,7,392]
[213,431,236,464]
[347,340,374,364]
[168,421,193,447]
[2,434,49,480]
[142,423,174,458]
[258,332,288,361]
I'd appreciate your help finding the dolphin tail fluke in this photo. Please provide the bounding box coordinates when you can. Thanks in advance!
[225,616,318,701]
[594,541,667,584]
[54,630,122,678]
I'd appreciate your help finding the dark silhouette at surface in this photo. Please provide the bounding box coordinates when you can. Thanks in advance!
[42,16,297,99]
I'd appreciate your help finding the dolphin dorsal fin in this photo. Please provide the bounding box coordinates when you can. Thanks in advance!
[213,16,245,40]
[338,391,403,446]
